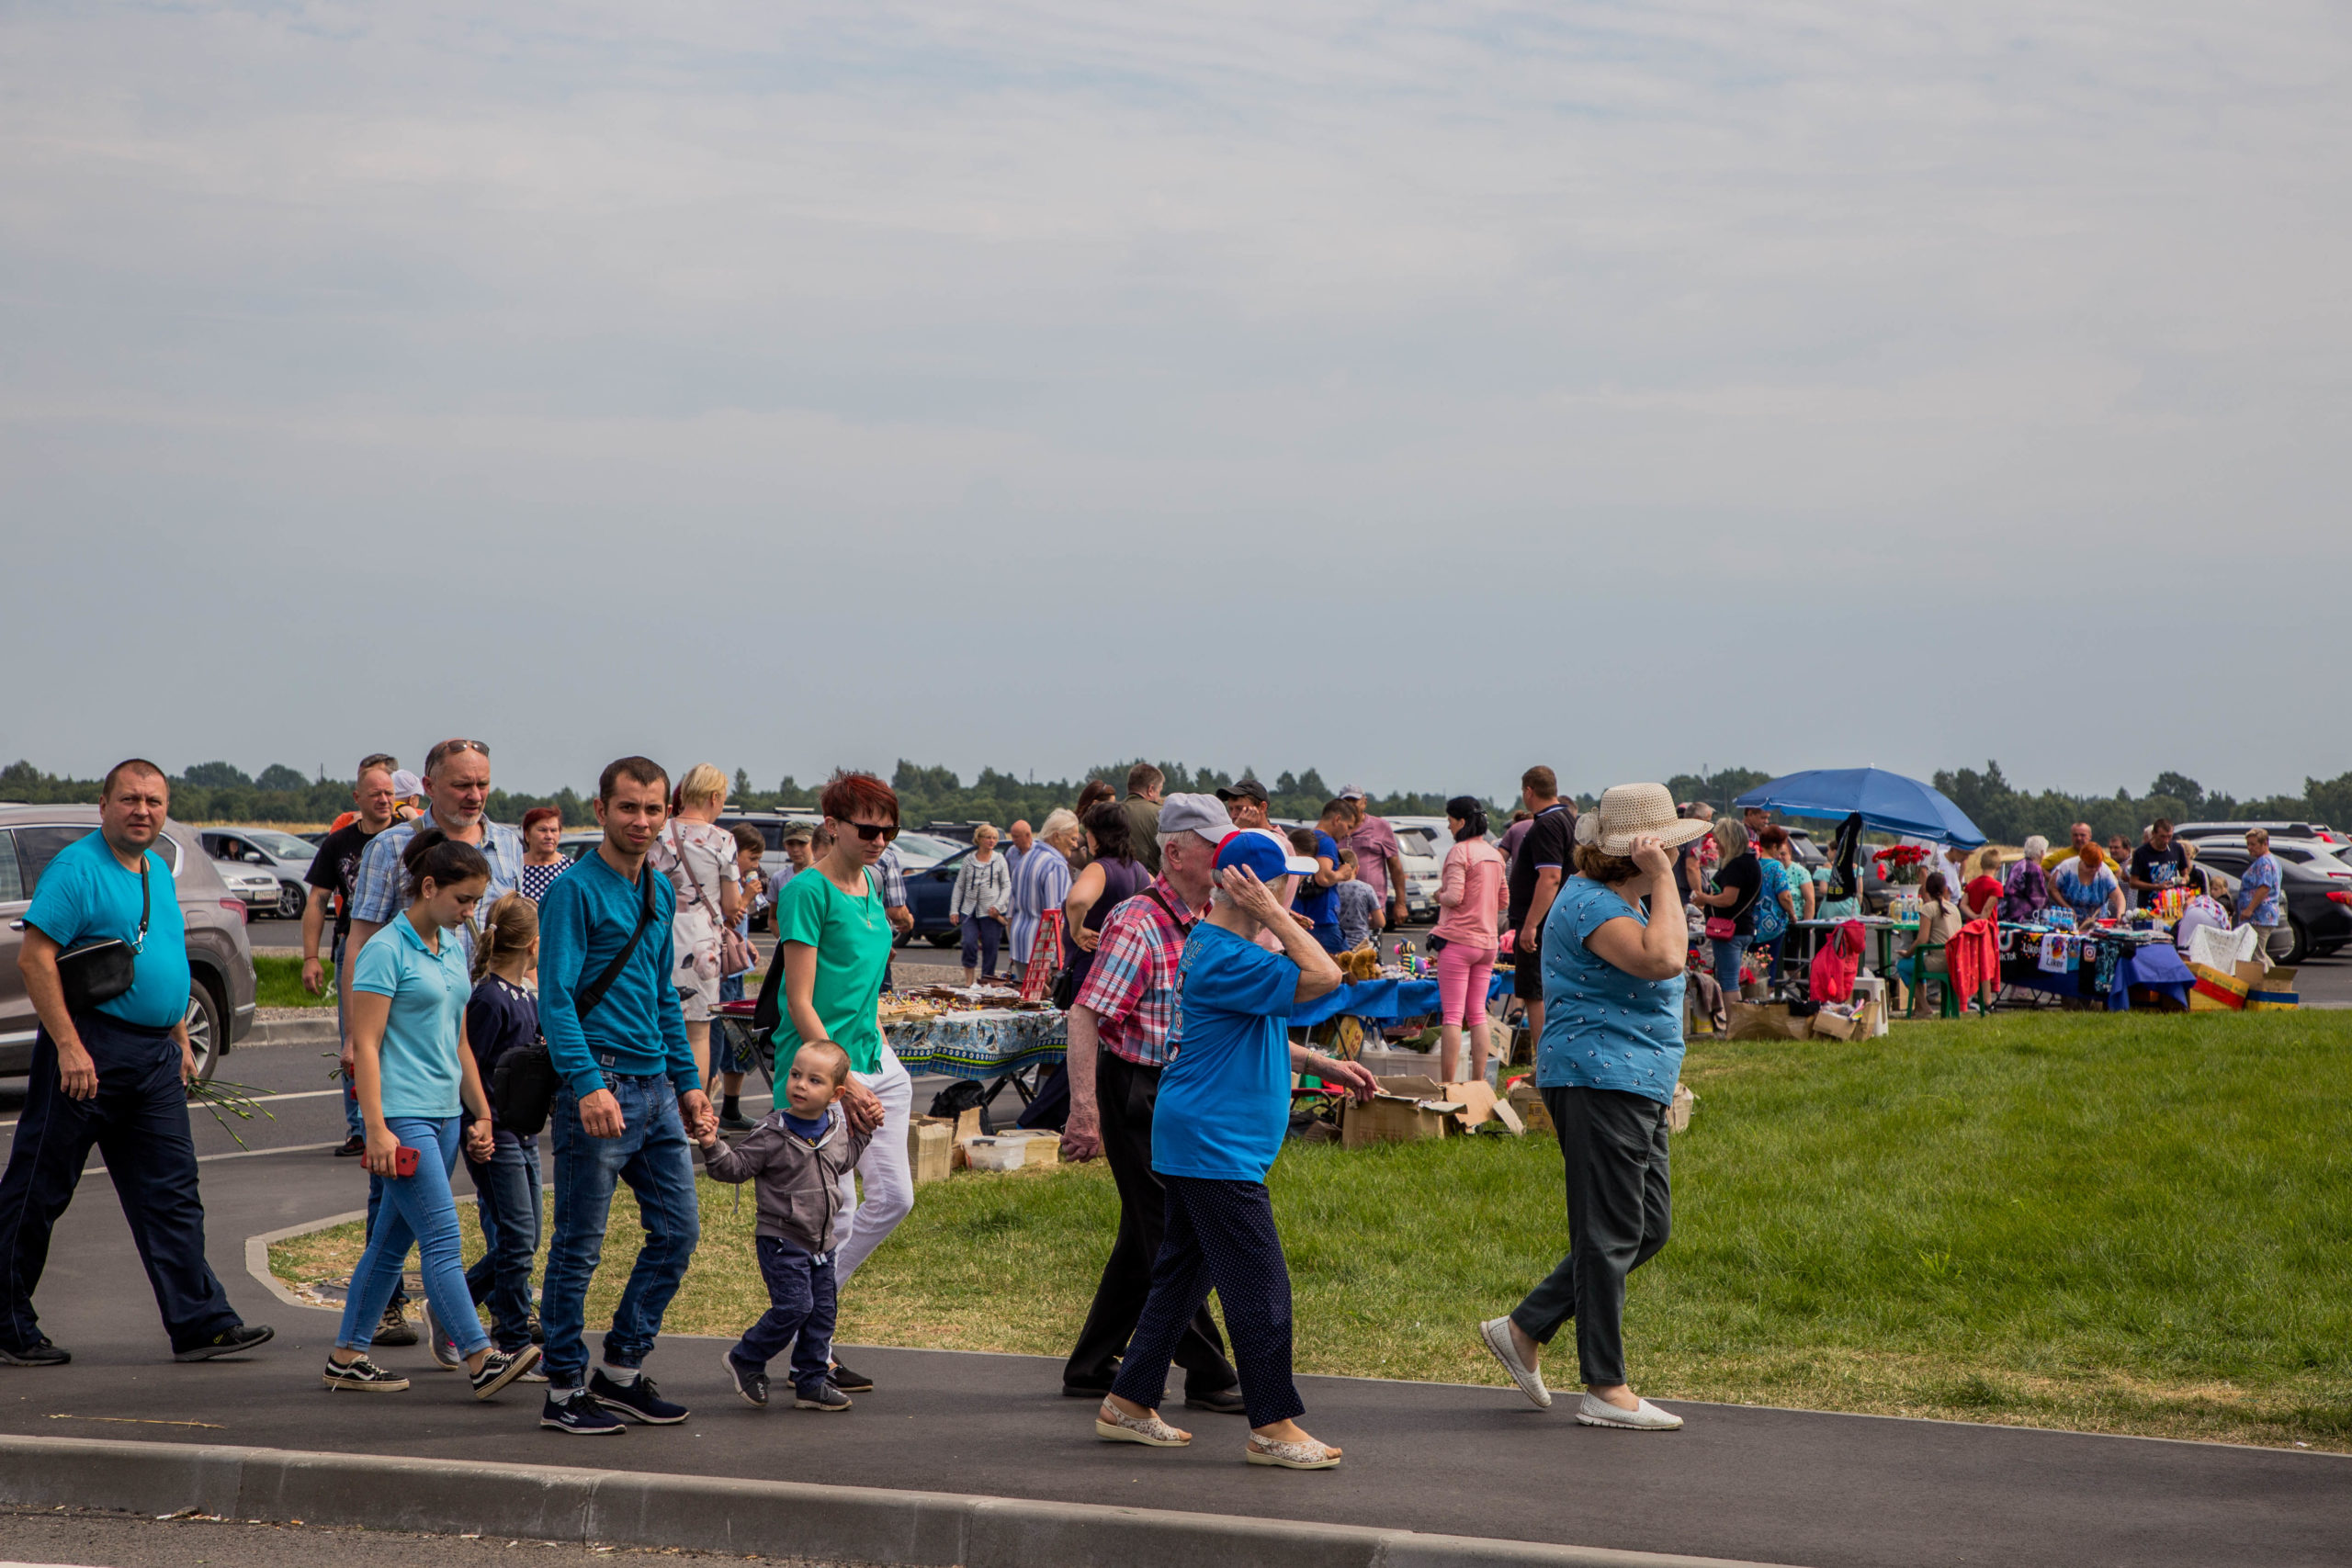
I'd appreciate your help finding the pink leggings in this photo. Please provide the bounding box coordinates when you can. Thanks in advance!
[1435,942,1497,1026]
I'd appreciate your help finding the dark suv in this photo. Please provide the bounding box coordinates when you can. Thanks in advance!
[0,806,258,1081]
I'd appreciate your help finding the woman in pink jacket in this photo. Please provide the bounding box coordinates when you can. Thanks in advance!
[1432,795,1509,1085]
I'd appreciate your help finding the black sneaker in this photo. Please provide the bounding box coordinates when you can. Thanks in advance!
[175,1325,274,1362]
[0,1337,70,1367]
[1183,1384,1249,1416]
[470,1345,542,1400]
[334,1134,366,1157]
[374,1302,418,1348]
[827,1359,874,1392]
[541,1386,626,1436]
[793,1381,853,1412]
[322,1353,409,1393]
[590,1366,688,1424]
[722,1349,768,1408]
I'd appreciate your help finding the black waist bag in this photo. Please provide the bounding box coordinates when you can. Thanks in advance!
[495,868,657,1136]
[57,855,149,1012]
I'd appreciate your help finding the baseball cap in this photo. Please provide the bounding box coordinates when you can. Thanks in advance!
[1216,828,1319,880]
[1157,793,1235,845]
[1216,777,1269,805]
[1338,784,1367,800]
[390,768,426,800]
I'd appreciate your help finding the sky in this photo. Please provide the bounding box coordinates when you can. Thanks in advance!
[5,1,2349,806]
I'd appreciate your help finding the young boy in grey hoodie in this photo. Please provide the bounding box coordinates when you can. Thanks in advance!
[700,1039,872,1411]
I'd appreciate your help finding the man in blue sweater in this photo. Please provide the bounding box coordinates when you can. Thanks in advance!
[535,756,718,1436]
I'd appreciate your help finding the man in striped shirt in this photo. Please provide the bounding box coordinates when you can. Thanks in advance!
[1058,794,1243,1413]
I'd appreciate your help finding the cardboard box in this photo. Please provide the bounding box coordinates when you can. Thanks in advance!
[1507,1081,1553,1134]
[1810,1008,1861,1042]
[1726,1001,1813,1042]
[1667,1083,1697,1134]
[907,1119,953,1186]
[2189,962,2249,1012]
[1342,1076,1465,1148]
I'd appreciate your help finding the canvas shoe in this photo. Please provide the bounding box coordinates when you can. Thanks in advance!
[1575,1393,1683,1430]
[322,1354,409,1393]
[469,1345,542,1400]
[1479,1316,1552,1409]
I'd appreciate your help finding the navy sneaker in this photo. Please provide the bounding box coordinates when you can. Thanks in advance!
[0,1337,71,1367]
[794,1381,853,1412]
[722,1350,768,1408]
[541,1386,626,1436]
[175,1325,275,1362]
[827,1358,874,1392]
[590,1366,688,1425]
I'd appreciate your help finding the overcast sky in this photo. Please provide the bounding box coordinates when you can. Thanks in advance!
[6,1,2348,805]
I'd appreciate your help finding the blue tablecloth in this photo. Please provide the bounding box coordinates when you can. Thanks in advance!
[2004,937,2193,1011]
[1291,978,1443,1028]
[887,1009,1067,1080]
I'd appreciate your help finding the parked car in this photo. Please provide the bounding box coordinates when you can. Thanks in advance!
[898,845,976,946]
[2176,820,2346,850]
[198,827,319,919]
[2183,840,2352,964]
[1,806,257,1080]
[1377,818,1451,924]
[555,829,604,863]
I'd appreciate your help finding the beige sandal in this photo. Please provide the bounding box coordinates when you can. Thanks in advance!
[1096,1400,1191,1447]
[1246,1433,1341,1470]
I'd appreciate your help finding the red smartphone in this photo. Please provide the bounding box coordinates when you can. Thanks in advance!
[393,1145,420,1178]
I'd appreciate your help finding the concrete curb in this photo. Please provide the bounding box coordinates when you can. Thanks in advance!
[244,1010,339,1049]
[0,1434,1795,1568]
[244,1210,367,1312]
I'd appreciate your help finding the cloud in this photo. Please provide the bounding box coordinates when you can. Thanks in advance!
[4,0,2349,798]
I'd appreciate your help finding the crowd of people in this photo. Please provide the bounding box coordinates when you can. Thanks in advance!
[22,744,2302,1462]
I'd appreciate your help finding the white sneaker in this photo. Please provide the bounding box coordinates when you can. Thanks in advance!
[1478,1317,1551,1409]
[1576,1392,1682,1429]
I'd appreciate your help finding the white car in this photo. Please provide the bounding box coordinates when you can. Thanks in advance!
[198,827,319,919]
[1375,816,1454,923]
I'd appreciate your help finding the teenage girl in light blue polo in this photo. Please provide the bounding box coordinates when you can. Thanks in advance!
[323,829,541,1398]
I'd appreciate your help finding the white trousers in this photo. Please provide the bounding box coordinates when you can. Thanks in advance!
[832,1041,915,1288]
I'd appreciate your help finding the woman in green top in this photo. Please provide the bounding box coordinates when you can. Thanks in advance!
[770,772,903,1393]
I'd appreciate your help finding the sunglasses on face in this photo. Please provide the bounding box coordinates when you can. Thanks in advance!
[844,821,899,843]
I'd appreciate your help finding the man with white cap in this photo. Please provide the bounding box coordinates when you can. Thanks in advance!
[1061,795,1250,1411]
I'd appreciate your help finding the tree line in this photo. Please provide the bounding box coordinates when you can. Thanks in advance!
[5,755,2347,847]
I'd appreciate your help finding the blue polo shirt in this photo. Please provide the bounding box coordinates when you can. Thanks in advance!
[24,831,190,1031]
[351,913,469,1118]
[1152,921,1301,1182]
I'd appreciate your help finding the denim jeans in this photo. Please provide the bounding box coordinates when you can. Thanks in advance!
[464,1134,541,1352]
[334,933,363,1141]
[537,1070,700,1389]
[336,1115,491,1359]
[733,1237,837,1395]
[1711,938,1746,997]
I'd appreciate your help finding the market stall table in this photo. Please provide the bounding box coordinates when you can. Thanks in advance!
[2001,927,2193,1011]
[886,1007,1068,1080]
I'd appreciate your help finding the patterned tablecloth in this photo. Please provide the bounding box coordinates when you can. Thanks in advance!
[885,1008,1068,1080]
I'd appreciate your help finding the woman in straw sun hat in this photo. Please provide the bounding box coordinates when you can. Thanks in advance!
[1478,783,1709,1431]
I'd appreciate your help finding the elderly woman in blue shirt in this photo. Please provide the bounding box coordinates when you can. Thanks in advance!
[1478,784,1710,1433]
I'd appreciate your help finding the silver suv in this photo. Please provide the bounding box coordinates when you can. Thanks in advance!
[0,806,258,1081]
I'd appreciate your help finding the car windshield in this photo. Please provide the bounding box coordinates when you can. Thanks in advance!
[891,832,960,866]
[243,829,318,860]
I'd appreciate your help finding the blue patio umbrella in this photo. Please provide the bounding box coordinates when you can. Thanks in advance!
[1732,768,1986,847]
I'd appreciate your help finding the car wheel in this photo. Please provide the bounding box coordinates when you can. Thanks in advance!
[274,881,306,920]
[183,984,223,1084]
[2286,918,2310,967]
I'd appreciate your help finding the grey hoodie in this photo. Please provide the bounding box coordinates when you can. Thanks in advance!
[702,1106,873,1253]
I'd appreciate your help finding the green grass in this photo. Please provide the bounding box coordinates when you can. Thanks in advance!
[253,955,334,1009]
[270,1010,2352,1450]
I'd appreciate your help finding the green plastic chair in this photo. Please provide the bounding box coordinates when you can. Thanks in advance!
[1900,946,1960,1019]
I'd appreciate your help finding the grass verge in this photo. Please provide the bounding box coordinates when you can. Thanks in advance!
[271,1010,2352,1450]
[253,955,335,1009]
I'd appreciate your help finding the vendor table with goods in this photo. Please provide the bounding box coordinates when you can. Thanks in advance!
[1997,923,2194,1010]
[879,987,1068,1080]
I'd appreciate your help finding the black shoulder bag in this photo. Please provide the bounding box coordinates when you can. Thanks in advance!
[493,867,659,1136]
[57,854,149,1012]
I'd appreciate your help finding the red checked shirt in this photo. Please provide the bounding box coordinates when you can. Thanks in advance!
[1070,875,1198,1066]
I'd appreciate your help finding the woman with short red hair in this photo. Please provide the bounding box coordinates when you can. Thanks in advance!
[516,807,571,905]
[766,771,907,1393]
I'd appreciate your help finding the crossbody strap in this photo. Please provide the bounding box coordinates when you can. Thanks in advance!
[1139,885,1196,933]
[133,853,150,954]
[576,865,660,1020]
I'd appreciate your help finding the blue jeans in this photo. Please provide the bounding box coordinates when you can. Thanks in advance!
[336,1115,490,1358]
[732,1237,837,1394]
[1712,938,1746,996]
[334,934,363,1141]
[537,1071,700,1389]
[464,1134,541,1351]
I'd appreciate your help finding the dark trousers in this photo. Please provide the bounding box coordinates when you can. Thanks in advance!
[1510,1085,1673,1388]
[0,1016,240,1353]
[733,1236,837,1394]
[1062,1051,1236,1396]
[1112,1176,1303,1429]
[465,1135,541,1351]
[959,915,1003,977]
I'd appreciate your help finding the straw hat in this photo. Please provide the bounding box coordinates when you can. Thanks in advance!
[1575,784,1717,856]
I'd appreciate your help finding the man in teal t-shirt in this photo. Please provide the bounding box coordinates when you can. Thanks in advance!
[0,761,268,1366]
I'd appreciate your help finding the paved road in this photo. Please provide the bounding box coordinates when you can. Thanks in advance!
[0,1506,808,1566]
[0,1034,2346,1567]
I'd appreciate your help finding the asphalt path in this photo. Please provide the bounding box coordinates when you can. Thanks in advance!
[0,1028,2346,1566]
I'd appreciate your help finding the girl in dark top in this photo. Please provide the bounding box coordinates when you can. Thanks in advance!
[445,893,546,1365]
[1688,819,1760,998]
[1062,802,1151,998]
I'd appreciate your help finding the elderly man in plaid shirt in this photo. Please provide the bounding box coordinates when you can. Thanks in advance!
[1057,794,1247,1413]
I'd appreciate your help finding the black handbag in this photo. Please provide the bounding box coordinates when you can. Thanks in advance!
[56,855,148,1012]
[493,867,658,1136]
